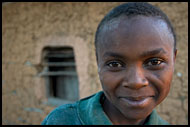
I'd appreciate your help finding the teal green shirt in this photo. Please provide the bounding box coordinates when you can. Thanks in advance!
[41,91,170,125]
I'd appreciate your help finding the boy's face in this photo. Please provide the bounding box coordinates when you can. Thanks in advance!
[97,16,177,120]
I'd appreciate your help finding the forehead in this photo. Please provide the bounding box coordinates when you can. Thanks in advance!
[98,16,174,56]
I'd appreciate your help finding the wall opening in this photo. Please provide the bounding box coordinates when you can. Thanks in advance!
[40,46,79,106]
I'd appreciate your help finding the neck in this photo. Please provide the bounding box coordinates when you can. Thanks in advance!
[103,97,146,125]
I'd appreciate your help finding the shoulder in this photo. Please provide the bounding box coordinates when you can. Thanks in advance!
[145,109,170,125]
[156,113,170,125]
[41,91,105,125]
[41,103,81,125]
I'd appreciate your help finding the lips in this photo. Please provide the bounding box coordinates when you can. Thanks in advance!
[119,96,154,107]
[123,96,152,101]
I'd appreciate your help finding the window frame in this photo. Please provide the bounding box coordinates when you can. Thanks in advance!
[39,46,79,106]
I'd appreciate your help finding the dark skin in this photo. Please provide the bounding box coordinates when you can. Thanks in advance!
[97,16,177,125]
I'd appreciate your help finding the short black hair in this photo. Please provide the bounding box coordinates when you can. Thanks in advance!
[95,2,176,57]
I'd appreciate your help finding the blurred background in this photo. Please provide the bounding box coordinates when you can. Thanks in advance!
[2,2,188,125]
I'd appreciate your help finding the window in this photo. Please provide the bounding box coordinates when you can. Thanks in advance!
[40,47,79,106]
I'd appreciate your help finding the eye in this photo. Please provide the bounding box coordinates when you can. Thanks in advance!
[145,58,164,67]
[107,61,123,68]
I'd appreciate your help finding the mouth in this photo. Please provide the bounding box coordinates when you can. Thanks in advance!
[119,96,154,107]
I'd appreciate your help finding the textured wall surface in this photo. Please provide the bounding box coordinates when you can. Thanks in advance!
[2,2,188,125]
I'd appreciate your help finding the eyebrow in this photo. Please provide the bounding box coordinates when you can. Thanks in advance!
[103,48,167,59]
[103,52,125,59]
[139,48,167,58]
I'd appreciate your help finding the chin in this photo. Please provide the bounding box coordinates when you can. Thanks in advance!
[124,109,152,120]
[117,102,155,120]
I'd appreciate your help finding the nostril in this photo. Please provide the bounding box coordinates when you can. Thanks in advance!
[142,79,148,85]
[142,79,146,82]
[122,78,148,89]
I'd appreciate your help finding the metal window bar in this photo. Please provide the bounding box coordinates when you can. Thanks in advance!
[39,48,77,76]
[43,62,76,67]
[44,53,74,58]
[39,71,77,76]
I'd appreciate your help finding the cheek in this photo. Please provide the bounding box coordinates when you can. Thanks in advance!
[150,68,174,104]
[99,71,123,98]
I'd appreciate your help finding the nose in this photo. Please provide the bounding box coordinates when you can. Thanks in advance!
[122,66,148,89]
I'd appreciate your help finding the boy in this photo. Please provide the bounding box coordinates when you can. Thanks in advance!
[42,2,177,125]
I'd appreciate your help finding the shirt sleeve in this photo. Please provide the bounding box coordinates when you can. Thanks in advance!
[41,103,82,125]
[41,115,48,125]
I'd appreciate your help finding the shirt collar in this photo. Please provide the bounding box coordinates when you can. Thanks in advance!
[76,91,168,125]
[77,91,112,125]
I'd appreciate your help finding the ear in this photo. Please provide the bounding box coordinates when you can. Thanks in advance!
[173,49,177,62]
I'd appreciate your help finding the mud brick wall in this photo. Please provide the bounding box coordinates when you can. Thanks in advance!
[2,2,188,125]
